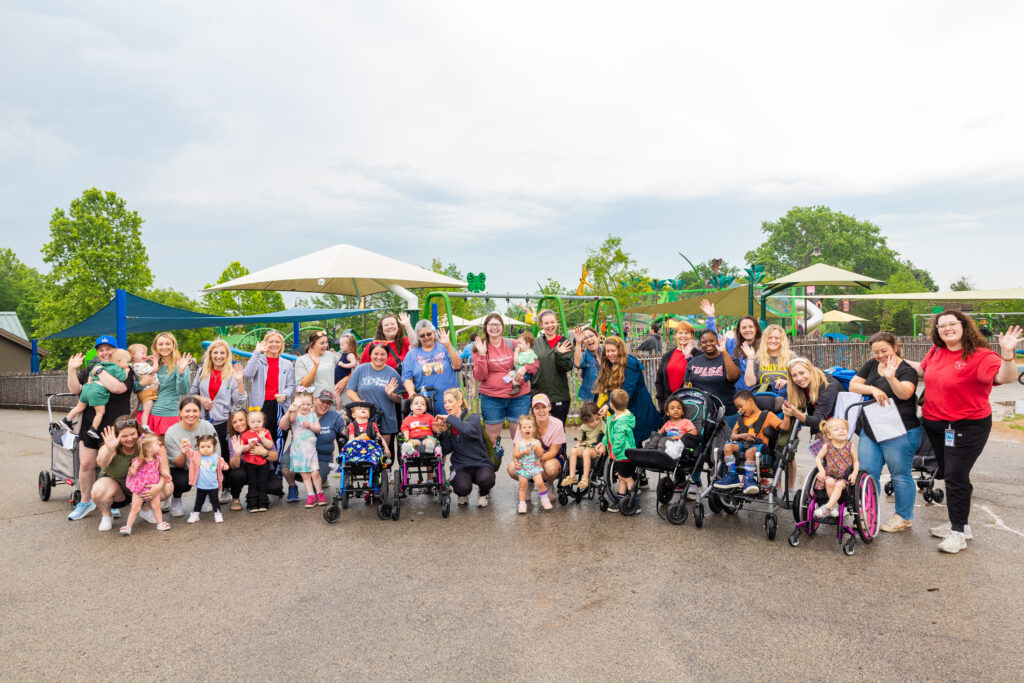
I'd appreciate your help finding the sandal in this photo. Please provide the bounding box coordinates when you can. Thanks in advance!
[156,521,171,531]
[230,499,242,512]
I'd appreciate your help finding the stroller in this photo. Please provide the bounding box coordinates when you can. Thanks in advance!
[323,402,395,523]
[883,433,944,504]
[392,387,453,519]
[40,393,82,506]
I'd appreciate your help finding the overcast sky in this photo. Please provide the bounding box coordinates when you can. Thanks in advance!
[2,1,1022,304]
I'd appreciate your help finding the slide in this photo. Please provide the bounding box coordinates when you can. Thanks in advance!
[802,299,824,333]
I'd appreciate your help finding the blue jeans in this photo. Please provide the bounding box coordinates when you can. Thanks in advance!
[480,393,531,425]
[858,426,921,520]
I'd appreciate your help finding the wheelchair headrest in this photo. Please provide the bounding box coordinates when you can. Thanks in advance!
[752,392,785,414]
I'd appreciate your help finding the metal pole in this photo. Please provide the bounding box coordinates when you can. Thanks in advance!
[31,339,39,374]
[115,288,127,347]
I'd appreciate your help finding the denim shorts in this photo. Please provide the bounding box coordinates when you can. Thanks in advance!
[479,393,532,425]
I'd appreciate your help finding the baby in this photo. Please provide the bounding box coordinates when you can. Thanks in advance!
[63,348,132,439]
[127,343,159,432]
[504,331,538,395]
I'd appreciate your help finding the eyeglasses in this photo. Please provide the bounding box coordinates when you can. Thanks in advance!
[936,322,961,330]
[115,417,138,429]
[418,333,434,338]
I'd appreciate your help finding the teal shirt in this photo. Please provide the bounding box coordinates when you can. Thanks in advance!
[140,364,192,417]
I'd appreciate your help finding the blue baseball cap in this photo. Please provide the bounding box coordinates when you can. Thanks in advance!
[94,334,118,349]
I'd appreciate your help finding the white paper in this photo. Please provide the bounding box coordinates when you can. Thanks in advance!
[833,392,865,432]
[862,401,908,442]
[61,431,77,450]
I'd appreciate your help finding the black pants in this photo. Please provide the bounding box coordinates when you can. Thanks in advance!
[451,466,496,497]
[923,416,992,532]
[244,461,271,509]
[213,420,230,469]
[260,400,287,496]
[223,467,246,499]
[549,400,570,426]
[193,488,221,513]
[170,466,191,499]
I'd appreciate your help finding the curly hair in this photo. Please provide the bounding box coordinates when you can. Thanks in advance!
[595,336,628,396]
[930,310,989,361]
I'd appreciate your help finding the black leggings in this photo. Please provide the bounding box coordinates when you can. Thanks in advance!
[223,467,246,499]
[244,461,271,509]
[170,467,191,499]
[172,466,245,500]
[451,466,496,497]
[213,420,230,467]
[193,488,221,513]
[922,416,992,532]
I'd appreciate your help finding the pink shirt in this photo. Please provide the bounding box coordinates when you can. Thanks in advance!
[472,338,541,398]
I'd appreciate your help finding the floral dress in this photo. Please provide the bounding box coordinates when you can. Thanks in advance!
[125,457,160,495]
[289,412,319,473]
[341,421,385,465]
[514,438,543,479]
[815,441,855,489]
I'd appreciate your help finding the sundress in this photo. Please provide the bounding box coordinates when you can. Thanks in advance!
[815,441,855,489]
[125,457,160,495]
[514,438,543,479]
[289,412,319,473]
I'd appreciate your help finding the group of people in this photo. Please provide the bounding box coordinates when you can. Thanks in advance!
[60,306,1021,555]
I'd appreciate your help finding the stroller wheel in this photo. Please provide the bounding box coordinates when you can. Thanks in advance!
[922,488,933,503]
[38,471,52,502]
[932,488,945,504]
[666,502,688,526]
[557,490,569,506]
[323,504,341,524]
[693,502,705,528]
[441,494,451,518]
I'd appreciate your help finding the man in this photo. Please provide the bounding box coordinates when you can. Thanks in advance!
[636,323,663,354]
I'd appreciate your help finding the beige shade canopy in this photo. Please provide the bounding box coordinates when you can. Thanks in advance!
[820,310,868,323]
[624,287,749,316]
[201,243,466,295]
[765,263,884,288]
[829,287,1024,301]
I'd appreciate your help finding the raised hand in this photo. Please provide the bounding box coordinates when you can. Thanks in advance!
[700,299,715,318]
[398,311,411,328]
[998,325,1023,358]
[178,353,193,372]
[68,353,85,372]
[474,337,488,354]
[230,435,244,455]
[878,355,899,380]
[556,338,573,354]
[436,327,451,346]
[385,377,399,396]
[232,362,244,382]
[255,340,267,355]
[682,339,695,357]
[572,325,585,343]
[717,336,728,355]
[741,342,756,359]
[101,425,119,451]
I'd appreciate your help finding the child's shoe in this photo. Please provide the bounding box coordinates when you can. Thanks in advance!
[86,427,101,440]
[561,474,578,487]
[213,511,224,524]
[813,505,831,519]
[830,506,840,518]
[60,417,75,430]
[742,476,760,495]
[156,521,171,531]
[508,383,521,395]
[305,494,316,508]
[119,525,132,536]
[713,472,741,490]
[316,492,327,506]
[540,493,553,510]
[518,501,528,514]
[578,477,589,491]
[187,511,200,524]
[477,496,488,508]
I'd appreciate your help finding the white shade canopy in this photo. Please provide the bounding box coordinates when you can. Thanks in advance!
[821,310,868,323]
[201,243,466,296]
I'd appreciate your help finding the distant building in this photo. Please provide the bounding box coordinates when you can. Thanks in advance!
[0,312,47,373]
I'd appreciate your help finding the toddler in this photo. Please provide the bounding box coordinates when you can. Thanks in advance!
[286,390,324,508]
[334,334,359,409]
[647,397,698,459]
[561,401,605,491]
[63,348,131,439]
[813,418,860,519]
[128,343,159,432]
[714,390,790,495]
[514,415,551,513]
[504,331,538,395]
[239,409,277,512]
[400,394,441,458]
[604,389,637,511]
[184,434,228,524]
[339,402,389,470]
[120,434,171,535]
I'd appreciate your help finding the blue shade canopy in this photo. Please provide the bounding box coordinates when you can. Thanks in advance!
[45,292,376,339]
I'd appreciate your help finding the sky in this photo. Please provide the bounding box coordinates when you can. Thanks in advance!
[2,1,1022,305]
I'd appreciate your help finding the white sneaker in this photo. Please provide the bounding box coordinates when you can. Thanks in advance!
[201,500,213,513]
[110,508,121,519]
[138,508,157,525]
[937,531,967,554]
[930,523,973,540]
[457,496,468,505]
[170,498,185,517]
[830,507,839,518]
[213,511,224,524]
[98,516,113,532]
[187,511,200,524]
[218,489,231,504]
[161,499,171,513]
[813,506,830,519]
[477,496,488,508]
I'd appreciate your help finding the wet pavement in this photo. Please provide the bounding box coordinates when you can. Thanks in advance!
[2,407,1023,681]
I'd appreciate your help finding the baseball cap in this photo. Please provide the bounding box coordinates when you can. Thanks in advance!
[531,393,551,407]
[94,334,117,349]
[316,390,334,403]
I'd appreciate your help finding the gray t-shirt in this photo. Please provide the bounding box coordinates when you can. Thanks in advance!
[294,351,342,397]
[347,362,402,433]
[163,420,219,468]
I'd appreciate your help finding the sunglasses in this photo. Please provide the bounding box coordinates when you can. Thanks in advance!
[115,417,138,429]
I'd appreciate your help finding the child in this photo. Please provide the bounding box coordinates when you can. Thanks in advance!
[813,418,859,519]
[514,415,551,513]
[340,402,390,467]
[561,401,605,491]
[400,394,442,458]
[334,334,359,409]
[647,397,698,459]
[286,389,324,508]
[62,348,132,439]
[184,434,228,523]
[120,434,171,535]
[239,408,277,513]
[604,388,637,512]
[714,390,790,495]
[128,343,159,432]
[504,331,538,395]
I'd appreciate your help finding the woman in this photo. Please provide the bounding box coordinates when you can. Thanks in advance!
[530,310,575,424]
[848,332,922,533]
[782,357,842,491]
[472,313,540,447]
[507,393,566,488]
[913,312,1021,553]
[295,330,345,397]
[741,324,794,395]
[401,319,462,414]
[346,343,404,453]
[190,339,248,501]
[595,336,661,447]
[435,387,495,507]
[572,325,601,403]
[66,335,141,521]
[281,389,344,485]
[91,416,173,532]
[655,321,699,413]
[163,396,220,517]
[684,329,742,422]
[243,330,295,440]
[141,332,193,434]
[358,312,414,367]
[701,300,760,391]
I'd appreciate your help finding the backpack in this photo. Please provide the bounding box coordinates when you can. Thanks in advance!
[472,414,503,471]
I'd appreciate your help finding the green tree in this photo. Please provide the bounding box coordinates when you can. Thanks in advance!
[202,261,286,317]
[584,235,650,305]
[0,248,44,337]
[950,276,975,291]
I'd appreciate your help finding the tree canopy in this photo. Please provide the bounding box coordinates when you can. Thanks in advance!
[202,261,286,317]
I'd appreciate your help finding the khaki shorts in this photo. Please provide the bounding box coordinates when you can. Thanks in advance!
[137,386,159,403]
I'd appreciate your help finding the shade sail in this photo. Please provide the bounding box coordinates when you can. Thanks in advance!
[624,288,751,316]
[201,243,466,295]
[820,310,868,323]
[46,292,376,339]
[765,263,884,288]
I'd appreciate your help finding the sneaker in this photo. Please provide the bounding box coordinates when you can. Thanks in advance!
[561,474,578,487]
[930,523,973,540]
[187,512,200,524]
[139,508,157,525]
[68,501,96,521]
[742,476,759,495]
[606,502,620,513]
[713,472,742,490]
[813,505,831,519]
[578,477,589,491]
[219,489,232,504]
[156,521,171,531]
[305,494,316,508]
[98,515,113,531]
[61,417,75,430]
[937,531,967,554]
[458,496,469,505]
[86,427,101,440]
[316,492,327,506]
[508,383,521,395]
[213,511,224,524]
[230,499,242,511]
[201,500,213,513]
[880,514,912,533]
[170,498,185,517]
[477,496,488,508]
[830,506,839,518]
[161,499,171,513]
[110,507,121,519]
[518,501,528,514]
[119,525,131,536]
[540,494,553,510]
[249,507,260,514]
[286,486,299,503]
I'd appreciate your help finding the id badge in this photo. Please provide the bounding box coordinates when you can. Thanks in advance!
[944,429,955,448]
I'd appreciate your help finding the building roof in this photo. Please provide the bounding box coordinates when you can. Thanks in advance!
[0,312,27,341]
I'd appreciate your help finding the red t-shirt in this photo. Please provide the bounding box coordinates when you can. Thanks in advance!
[264,357,279,402]
[545,335,562,349]
[666,349,688,394]
[208,369,222,402]
[240,428,272,465]
[401,414,434,439]
[921,345,1002,421]
[359,338,410,369]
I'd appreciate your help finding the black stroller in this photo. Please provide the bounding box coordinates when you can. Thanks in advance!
[883,434,944,504]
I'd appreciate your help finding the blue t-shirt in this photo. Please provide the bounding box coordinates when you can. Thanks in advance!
[576,349,599,402]
[197,453,220,490]
[401,345,459,415]
[348,363,402,433]
[315,409,345,456]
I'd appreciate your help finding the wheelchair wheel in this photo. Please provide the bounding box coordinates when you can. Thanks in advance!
[393,469,403,503]
[932,488,945,504]
[795,469,817,524]
[707,490,723,514]
[38,471,52,502]
[842,530,856,556]
[323,504,341,524]
[391,495,401,521]
[656,477,675,505]
[764,514,777,541]
[620,489,640,516]
[787,530,800,547]
[341,492,350,509]
[72,489,81,506]
[557,490,569,506]
[440,493,451,518]
[856,471,878,543]
[666,501,688,525]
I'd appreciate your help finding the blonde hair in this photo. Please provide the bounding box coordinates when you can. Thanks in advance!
[443,387,470,416]
[140,434,162,460]
[263,330,285,350]
[152,332,182,376]
[127,343,148,359]
[756,324,794,369]
[609,388,629,411]
[822,418,849,440]
[517,414,538,432]
[595,336,628,396]
[786,358,830,409]
[200,339,233,381]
